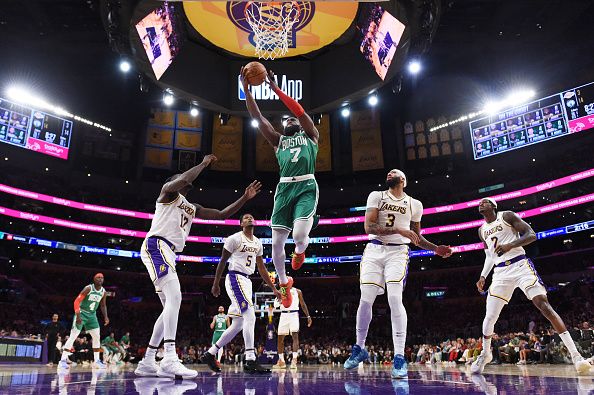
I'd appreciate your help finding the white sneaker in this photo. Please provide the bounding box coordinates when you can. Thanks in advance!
[470,351,492,374]
[516,360,526,365]
[572,355,591,374]
[157,357,198,379]
[135,358,159,377]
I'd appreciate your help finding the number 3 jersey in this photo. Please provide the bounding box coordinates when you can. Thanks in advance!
[223,231,263,276]
[479,211,526,263]
[366,191,423,244]
[146,193,196,252]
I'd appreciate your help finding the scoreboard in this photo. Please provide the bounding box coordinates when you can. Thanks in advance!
[0,97,73,160]
[0,338,44,363]
[470,81,594,160]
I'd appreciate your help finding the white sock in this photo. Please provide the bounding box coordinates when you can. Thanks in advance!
[94,352,100,362]
[356,300,373,348]
[293,217,313,254]
[279,353,285,362]
[164,342,176,358]
[217,347,224,362]
[145,347,157,360]
[292,352,298,362]
[243,308,257,361]
[272,228,290,284]
[483,337,492,353]
[559,331,580,357]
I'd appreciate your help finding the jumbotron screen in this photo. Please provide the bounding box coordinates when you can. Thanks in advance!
[0,97,73,159]
[469,81,594,160]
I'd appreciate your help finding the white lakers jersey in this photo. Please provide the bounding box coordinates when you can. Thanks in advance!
[480,211,525,263]
[366,191,423,244]
[280,288,299,312]
[146,193,196,252]
[223,231,263,276]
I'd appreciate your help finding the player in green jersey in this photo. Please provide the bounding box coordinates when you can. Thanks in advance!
[242,67,319,309]
[59,273,109,370]
[210,306,230,363]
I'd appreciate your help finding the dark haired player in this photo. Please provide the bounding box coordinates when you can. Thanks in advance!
[135,154,262,379]
[202,213,281,373]
[471,198,590,374]
[241,67,319,309]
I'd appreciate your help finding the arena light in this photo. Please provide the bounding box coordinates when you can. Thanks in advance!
[341,107,350,118]
[190,107,199,117]
[119,60,131,73]
[5,85,111,132]
[368,94,378,106]
[163,92,174,106]
[429,110,485,132]
[251,119,259,128]
[408,60,421,75]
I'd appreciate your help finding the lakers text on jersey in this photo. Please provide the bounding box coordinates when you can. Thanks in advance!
[367,191,423,245]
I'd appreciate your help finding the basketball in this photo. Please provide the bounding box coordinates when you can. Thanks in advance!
[243,61,267,86]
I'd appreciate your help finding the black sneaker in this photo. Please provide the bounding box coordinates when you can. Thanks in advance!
[201,352,221,372]
[243,360,270,374]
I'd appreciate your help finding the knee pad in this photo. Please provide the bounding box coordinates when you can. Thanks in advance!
[360,284,380,304]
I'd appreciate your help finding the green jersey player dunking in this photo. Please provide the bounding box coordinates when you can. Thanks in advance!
[241,67,319,309]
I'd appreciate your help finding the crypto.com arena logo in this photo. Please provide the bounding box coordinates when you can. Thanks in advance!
[227,2,315,49]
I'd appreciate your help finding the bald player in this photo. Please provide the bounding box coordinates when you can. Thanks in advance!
[58,273,109,370]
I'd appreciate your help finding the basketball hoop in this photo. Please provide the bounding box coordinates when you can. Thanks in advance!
[244,2,301,60]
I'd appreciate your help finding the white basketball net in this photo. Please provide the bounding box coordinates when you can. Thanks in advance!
[244,2,301,60]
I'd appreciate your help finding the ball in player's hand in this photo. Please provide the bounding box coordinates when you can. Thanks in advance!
[243,62,267,86]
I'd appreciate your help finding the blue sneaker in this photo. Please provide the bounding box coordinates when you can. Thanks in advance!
[391,354,408,379]
[344,344,369,369]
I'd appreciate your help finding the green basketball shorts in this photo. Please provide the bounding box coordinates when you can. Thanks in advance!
[271,176,318,231]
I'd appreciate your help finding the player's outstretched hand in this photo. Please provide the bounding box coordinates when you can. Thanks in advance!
[240,66,250,91]
[307,316,313,328]
[398,229,420,245]
[244,180,262,200]
[265,70,279,90]
[212,284,221,298]
[435,245,453,258]
[104,317,110,326]
[201,154,217,167]
[476,276,486,293]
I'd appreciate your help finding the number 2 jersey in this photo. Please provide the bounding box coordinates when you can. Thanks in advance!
[366,191,423,244]
[146,193,197,252]
[223,231,263,276]
[479,211,526,264]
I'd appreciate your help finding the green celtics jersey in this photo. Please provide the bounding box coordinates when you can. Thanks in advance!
[214,314,227,332]
[80,284,105,313]
[276,131,318,177]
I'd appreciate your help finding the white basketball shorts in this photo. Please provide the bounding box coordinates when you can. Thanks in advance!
[225,271,253,317]
[278,312,300,335]
[141,236,178,291]
[359,243,410,295]
[488,258,546,303]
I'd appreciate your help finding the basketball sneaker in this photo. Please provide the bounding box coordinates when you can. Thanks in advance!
[58,360,70,370]
[344,344,369,369]
[201,352,221,373]
[273,360,286,369]
[291,252,305,270]
[470,350,492,374]
[279,277,294,308]
[92,360,107,370]
[290,359,298,370]
[244,359,271,373]
[135,358,159,377]
[572,354,591,374]
[391,378,410,395]
[391,354,408,379]
[157,357,198,379]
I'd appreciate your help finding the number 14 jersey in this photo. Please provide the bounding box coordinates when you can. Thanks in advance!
[223,231,263,276]
[366,191,423,245]
[146,193,196,253]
